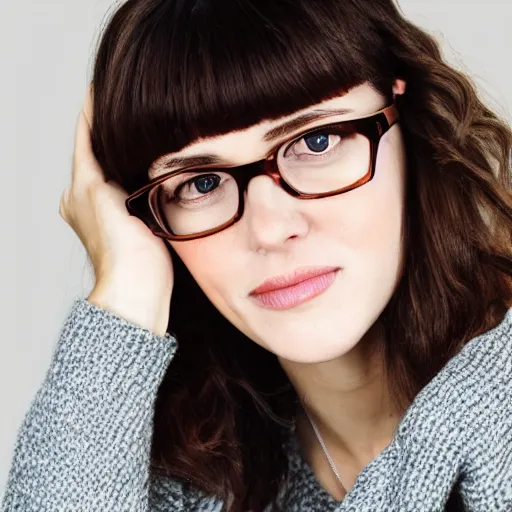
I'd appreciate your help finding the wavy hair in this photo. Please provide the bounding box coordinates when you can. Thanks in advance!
[90,0,512,510]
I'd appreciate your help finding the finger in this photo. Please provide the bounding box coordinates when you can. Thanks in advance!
[83,83,94,126]
[59,189,69,221]
[73,110,92,161]
[72,110,103,184]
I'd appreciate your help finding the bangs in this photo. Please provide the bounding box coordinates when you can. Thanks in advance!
[92,0,394,189]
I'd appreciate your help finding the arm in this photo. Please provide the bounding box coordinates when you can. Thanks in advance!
[1,299,177,511]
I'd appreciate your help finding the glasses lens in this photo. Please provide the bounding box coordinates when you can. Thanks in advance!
[278,125,371,194]
[146,124,371,238]
[148,171,239,236]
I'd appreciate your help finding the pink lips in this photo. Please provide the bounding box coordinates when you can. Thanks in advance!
[249,266,341,310]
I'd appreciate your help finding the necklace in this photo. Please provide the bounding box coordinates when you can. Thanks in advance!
[303,406,347,494]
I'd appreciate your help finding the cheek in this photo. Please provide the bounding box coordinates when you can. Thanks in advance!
[170,238,238,304]
[314,127,407,317]
[321,128,406,253]
[171,239,250,334]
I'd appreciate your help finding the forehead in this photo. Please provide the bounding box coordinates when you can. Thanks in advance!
[149,82,383,178]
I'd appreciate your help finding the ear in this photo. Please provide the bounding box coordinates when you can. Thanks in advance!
[392,78,407,97]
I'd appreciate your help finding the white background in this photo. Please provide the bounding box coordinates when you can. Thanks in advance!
[1,0,510,494]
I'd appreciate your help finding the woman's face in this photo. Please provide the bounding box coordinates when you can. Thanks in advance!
[166,81,407,363]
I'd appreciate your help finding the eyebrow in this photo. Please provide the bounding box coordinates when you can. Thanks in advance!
[149,106,354,176]
[262,107,354,141]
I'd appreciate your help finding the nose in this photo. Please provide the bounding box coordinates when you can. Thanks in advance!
[243,174,310,254]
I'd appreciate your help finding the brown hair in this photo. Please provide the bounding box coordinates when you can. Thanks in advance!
[90,0,512,510]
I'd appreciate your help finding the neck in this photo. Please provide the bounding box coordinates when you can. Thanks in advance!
[279,320,404,468]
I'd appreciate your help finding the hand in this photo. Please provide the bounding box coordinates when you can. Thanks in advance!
[59,85,174,335]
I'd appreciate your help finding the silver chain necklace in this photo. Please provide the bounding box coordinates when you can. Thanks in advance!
[303,406,347,494]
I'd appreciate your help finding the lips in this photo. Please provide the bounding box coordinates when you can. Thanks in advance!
[249,266,341,310]
[249,266,341,295]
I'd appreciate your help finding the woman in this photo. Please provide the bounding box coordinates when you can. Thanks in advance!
[2,0,511,511]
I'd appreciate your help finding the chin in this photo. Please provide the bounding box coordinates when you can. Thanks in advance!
[259,319,366,363]
[278,343,359,364]
[253,298,388,363]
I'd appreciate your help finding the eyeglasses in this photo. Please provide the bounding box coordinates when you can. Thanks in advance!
[126,102,399,241]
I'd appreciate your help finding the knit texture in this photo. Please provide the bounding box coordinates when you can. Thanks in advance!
[1,300,511,511]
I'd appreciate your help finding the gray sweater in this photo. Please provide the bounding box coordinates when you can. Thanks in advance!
[1,300,511,511]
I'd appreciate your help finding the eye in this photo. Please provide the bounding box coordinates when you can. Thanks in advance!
[288,131,341,157]
[304,133,329,152]
[174,173,222,201]
[189,175,220,194]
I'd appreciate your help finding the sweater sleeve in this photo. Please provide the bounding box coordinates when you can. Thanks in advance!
[1,299,179,511]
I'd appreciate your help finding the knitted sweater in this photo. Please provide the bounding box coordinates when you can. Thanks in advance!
[1,300,511,511]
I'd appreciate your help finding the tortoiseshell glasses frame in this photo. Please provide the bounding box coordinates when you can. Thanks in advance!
[126,102,399,241]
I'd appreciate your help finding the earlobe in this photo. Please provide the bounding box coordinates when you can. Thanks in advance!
[392,79,407,97]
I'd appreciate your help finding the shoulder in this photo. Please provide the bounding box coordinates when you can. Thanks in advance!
[393,308,512,505]
[399,308,512,429]
[450,308,512,509]
[378,309,512,510]
[399,308,512,431]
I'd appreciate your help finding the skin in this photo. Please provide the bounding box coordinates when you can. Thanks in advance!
[155,79,409,498]
[68,79,407,499]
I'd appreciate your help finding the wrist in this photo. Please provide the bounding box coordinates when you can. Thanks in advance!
[87,278,172,336]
